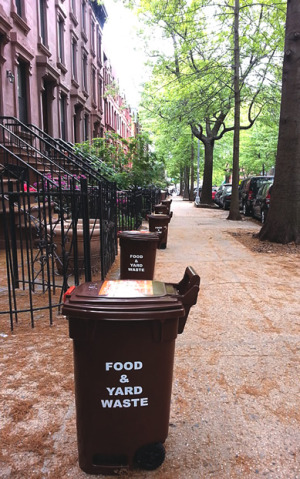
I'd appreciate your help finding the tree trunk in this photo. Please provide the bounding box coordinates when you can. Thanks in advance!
[183,164,190,199]
[179,166,184,195]
[228,0,242,221]
[259,0,300,244]
[189,133,195,201]
[201,139,214,204]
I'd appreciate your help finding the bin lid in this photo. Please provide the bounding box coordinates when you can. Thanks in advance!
[147,214,170,219]
[118,230,159,242]
[62,280,185,321]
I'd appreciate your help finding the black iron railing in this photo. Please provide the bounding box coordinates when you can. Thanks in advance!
[116,187,162,231]
[0,147,117,330]
[0,117,165,330]
[0,117,107,185]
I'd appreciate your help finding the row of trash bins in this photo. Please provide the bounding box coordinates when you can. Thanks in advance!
[62,197,200,475]
[119,198,173,281]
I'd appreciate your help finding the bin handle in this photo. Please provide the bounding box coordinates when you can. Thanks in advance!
[172,267,200,334]
[175,266,200,295]
[63,285,76,303]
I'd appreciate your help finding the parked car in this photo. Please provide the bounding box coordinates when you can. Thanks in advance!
[252,181,273,223]
[219,185,232,210]
[238,178,249,210]
[194,187,218,201]
[212,186,219,200]
[240,176,274,216]
[214,183,232,207]
[193,187,202,199]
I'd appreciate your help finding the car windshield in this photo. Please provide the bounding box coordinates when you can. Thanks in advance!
[262,181,273,194]
[256,178,273,190]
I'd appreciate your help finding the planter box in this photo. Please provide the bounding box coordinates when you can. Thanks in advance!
[50,219,101,275]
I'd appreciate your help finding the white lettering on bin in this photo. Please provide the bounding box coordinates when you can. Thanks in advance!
[102,361,148,409]
[106,386,143,396]
[101,398,149,408]
[105,361,143,371]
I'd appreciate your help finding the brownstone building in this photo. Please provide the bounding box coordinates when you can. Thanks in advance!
[0,0,135,143]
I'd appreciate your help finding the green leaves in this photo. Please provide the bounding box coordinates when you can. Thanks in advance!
[76,131,166,189]
[124,0,285,185]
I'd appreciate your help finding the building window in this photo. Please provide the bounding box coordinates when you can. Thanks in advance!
[97,30,102,66]
[82,52,88,92]
[58,16,65,64]
[16,0,23,17]
[60,94,67,141]
[70,0,78,25]
[39,0,48,46]
[12,0,30,33]
[91,19,95,54]
[83,113,89,140]
[71,37,78,82]
[98,77,102,110]
[92,67,96,104]
[71,0,76,14]
[81,1,86,34]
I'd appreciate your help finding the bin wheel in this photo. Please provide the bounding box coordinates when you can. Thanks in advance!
[134,442,165,470]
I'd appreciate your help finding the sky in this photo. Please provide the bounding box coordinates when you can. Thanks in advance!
[103,2,148,109]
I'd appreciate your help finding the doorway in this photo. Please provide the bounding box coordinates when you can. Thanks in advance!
[42,80,54,136]
[17,61,28,124]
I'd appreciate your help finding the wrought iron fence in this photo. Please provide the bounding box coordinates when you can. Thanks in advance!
[0,117,166,330]
[116,187,162,231]
[0,152,117,330]
[0,169,163,330]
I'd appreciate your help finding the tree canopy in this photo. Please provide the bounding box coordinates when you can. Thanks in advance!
[124,0,285,203]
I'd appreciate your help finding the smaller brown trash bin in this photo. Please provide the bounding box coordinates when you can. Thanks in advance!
[147,213,171,249]
[118,230,159,280]
[161,199,172,215]
[62,267,200,475]
[154,204,169,215]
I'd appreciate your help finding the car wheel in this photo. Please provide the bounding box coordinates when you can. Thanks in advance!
[242,202,250,216]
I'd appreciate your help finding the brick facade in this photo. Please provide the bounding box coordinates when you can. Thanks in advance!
[0,0,135,143]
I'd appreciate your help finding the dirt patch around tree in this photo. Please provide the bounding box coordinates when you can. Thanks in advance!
[228,229,299,255]
[0,199,299,479]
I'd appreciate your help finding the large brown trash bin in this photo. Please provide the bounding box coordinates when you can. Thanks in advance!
[62,266,200,475]
[118,230,159,280]
[147,213,171,249]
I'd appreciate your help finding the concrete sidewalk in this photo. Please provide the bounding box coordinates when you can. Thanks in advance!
[1,196,298,479]
[135,196,300,479]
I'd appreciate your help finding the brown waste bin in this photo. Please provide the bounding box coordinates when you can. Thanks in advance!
[160,190,167,200]
[154,204,169,215]
[161,199,172,215]
[118,230,159,280]
[147,213,171,249]
[62,266,200,475]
